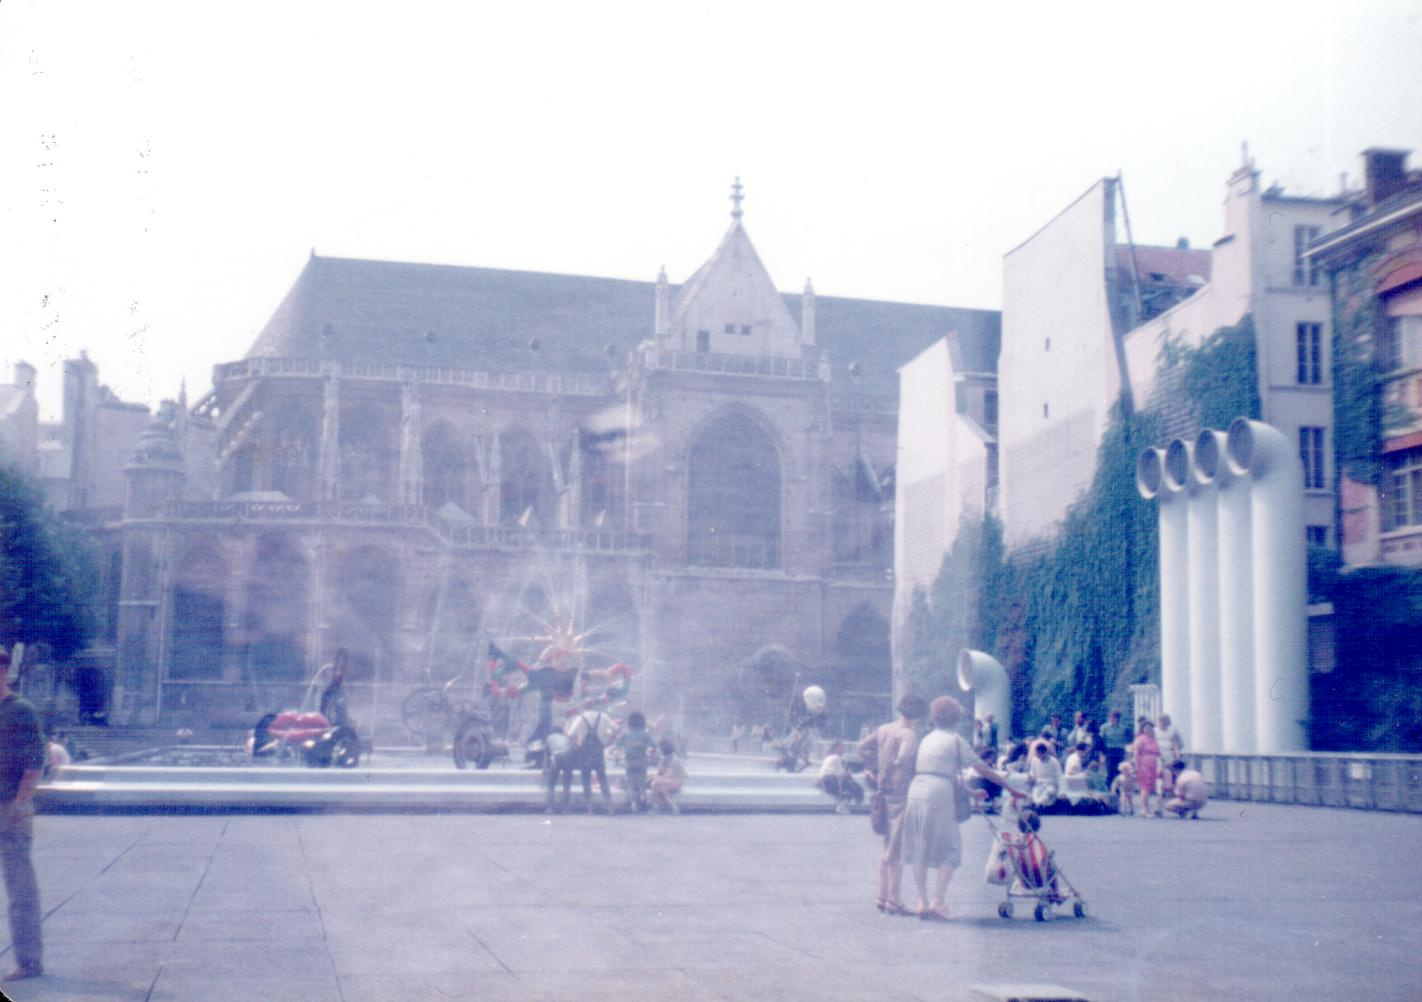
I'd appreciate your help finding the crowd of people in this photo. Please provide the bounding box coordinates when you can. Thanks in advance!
[849,696,1209,919]
[543,705,686,815]
[973,709,1207,819]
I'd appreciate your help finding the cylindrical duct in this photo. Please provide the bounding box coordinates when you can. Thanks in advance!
[958,649,1010,743]
[1171,438,1216,752]
[1196,428,1255,752]
[1226,419,1308,753]
[1140,445,1191,745]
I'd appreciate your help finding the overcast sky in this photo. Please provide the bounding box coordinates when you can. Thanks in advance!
[3,1,1420,419]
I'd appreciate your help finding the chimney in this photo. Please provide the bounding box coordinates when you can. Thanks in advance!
[1363,148,1410,207]
[801,279,816,344]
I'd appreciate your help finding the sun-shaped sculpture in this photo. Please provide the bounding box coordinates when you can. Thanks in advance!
[533,613,591,670]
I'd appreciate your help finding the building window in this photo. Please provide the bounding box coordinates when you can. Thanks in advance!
[1382,315,1422,372]
[983,390,998,432]
[1044,337,1051,352]
[740,324,751,336]
[1296,322,1323,384]
[687,412,780,569]
[1293,225,1321,286]
[1306,525,1328,547]
[1382,447,1422,532]
[696,330,710,353]
[1043,402,1049,419]
[1299,426,1325,490]
[723,323,736,334]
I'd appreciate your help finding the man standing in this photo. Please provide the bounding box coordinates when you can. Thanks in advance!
[0,648,44,981]
[1099,709,1131,781]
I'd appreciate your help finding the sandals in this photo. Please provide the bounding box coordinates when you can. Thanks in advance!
[880,900,912,917]
[918,906,952,922]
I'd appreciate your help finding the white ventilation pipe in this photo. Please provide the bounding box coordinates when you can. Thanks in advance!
[1226,419,1308,753]
[1170,438,1215,751]
[1194,428,1255,752]
[1138,446,1190,743]
[958,649,1010,742]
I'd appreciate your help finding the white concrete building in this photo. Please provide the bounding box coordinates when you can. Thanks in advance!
[893,332,998,616]
[996,163,1344,551]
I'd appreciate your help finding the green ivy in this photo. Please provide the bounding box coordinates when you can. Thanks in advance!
[1329,254,1387,484]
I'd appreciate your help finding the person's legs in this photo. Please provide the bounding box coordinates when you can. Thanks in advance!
[912,863,929,911]
[0,814,41,974]
[594,763,612,812]
[929,865,955,916]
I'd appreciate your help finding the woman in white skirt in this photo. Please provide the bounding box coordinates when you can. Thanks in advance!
[900,696,1013,920]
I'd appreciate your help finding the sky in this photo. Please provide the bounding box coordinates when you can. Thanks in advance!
[3,0,1420,419]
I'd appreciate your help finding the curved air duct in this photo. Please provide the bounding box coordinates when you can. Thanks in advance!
[958,649,1010,741]
[1195,428,1255,752]
[1226,419,1308,753]
[1137,446,1189,742]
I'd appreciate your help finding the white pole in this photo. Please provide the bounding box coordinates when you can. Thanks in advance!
[1196,429,1255,752]
[1226,419,1309,753]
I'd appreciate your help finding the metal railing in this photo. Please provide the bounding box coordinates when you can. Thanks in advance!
[1192,752,1422,813]
[642,347,827,382]
[213,358,607,396]
[162,499,649,553]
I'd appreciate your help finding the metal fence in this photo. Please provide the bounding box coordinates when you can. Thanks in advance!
[1193,752,1422,813]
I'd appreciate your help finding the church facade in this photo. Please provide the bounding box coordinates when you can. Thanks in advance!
[105,194,999,735]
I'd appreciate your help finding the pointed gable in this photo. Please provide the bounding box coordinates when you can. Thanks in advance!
[667,223,803,356]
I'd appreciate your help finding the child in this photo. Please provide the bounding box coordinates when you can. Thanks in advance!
[543,730,576,813]
[1027,740,1062,808]
[1003,808,1058,897]
[616,711,656,813]
[1110,761,1138,816]
[650,738,685,814]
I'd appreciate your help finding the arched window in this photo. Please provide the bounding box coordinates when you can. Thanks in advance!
[268,404,317,500]
[831,605,891,694]
[687,411,780,568]
[499,428,553,527]
[170,540,225,680]
[423,421,469,512]
[244,536,309,680]
[340,403,396,503]
[579,434,622,527]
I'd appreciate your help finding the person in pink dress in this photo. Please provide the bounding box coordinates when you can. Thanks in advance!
[1130,719,1161,817]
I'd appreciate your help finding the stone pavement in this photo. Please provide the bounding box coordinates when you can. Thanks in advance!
[0,802,1417,1002]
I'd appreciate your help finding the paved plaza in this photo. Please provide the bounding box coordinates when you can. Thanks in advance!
[0,801,1417,1002]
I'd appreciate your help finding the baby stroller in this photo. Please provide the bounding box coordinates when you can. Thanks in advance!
[981,806,1088,922]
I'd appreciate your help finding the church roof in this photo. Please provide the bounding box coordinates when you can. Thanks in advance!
[246,254,1000,397]
[669,222,801,344]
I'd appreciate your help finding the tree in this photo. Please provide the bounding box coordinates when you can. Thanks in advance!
[0,466,100,661]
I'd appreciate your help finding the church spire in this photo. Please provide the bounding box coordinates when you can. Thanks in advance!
[730,176,744,222]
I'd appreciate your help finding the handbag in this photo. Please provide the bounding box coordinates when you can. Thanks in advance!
[953,740,974,822]
[983,839,1012,885]
[869,789,889,836]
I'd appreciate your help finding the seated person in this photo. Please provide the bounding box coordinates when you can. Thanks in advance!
[1084,756,1109,793]
[1027,740,1063,807]
[650,738,686,814]
[1164,759,1208,819]
[1062,741,1090,798]
[817,740,863,814]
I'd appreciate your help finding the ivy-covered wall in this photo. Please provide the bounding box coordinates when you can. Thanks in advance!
[901,316,1261,734]
[1329,250,1387,485]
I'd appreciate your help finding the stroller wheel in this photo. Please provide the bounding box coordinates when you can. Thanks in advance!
[1034,903,1049,922]
[1073,901,1087,919]
[997,902,1013,920]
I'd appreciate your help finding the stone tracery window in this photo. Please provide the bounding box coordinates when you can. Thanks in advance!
[499,427,554,526]
[687,411,781,569]
[423,420,469,511]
